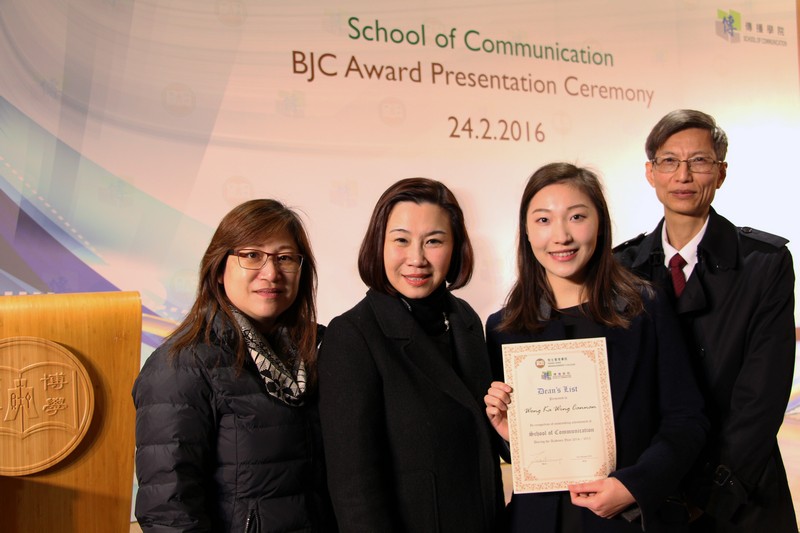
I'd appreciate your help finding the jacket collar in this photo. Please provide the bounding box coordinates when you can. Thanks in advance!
[366,288,418,339]
[631,208,740,314]
[365,288,482,339]
[632,208,739,272]
[364,289,488,412]
[695,208,739,272]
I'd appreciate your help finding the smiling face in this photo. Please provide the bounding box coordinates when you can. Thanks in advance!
[646,127,727,222]
[220,230,301,334]
[526,183,599,299]
[383,201,454,299]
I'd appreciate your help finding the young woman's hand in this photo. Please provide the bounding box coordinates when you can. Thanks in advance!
[484,381,513,441]
[568,477,636,519]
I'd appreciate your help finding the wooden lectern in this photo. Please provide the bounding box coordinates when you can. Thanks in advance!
[0,291,141,533]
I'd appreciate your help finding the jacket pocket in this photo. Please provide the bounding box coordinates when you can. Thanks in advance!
[243,495,313,533]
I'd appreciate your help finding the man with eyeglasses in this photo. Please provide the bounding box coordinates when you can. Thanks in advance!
[615,109,796,532]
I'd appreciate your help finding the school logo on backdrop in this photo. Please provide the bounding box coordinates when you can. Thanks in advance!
[716,9,741,42]
[716,8,788,47]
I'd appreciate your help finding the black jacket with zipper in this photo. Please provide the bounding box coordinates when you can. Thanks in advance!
[133,315,337,533]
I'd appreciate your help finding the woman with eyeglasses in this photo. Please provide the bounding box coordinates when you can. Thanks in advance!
[318,178,505,533]
[133,199,337,532]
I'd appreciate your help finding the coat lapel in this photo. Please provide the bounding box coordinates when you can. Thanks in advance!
[366,290,485,414]
[689,209,740,306]
[629,222,665,276]
[675,270,706,314]
[630,217,712,315]
[672,209,739,315]
[448,303,493,401]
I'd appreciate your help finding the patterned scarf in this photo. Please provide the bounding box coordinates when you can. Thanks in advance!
[232,309,306,406]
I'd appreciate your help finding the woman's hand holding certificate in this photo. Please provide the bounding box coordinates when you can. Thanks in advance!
[568,477,635,518]
[484,381,513,442]
[501,337,616,494]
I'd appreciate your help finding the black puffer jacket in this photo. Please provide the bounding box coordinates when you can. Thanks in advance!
[133,316,336,532]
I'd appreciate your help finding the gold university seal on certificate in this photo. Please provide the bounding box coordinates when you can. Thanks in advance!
[502,337,616,493]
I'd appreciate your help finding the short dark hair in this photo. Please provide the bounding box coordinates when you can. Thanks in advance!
[358,178,474,293]
[498,163,644,332]
[645,109,728,160]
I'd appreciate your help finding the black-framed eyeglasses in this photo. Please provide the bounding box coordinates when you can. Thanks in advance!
[228,249,304,273]
[651,156,723,174]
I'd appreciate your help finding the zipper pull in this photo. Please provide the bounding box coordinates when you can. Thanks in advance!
[245,510,256,533]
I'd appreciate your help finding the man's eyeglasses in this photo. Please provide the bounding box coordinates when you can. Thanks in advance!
[651,156,723,174]
[228,249,304,273]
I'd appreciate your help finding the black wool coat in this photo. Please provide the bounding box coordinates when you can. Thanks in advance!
[487,288,708,532]
[318,289,505,533]
[615,208,797,532]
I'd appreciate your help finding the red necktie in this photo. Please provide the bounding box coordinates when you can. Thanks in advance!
[669,253,687,297]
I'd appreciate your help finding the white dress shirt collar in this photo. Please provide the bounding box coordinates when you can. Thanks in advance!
[661,217,709,280]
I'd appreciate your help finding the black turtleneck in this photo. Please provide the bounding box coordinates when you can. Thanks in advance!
[398,283,453,366]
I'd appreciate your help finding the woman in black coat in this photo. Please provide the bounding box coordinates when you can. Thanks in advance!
[318,178,505,533]
[484,164,708,532]
[133,199,336,532]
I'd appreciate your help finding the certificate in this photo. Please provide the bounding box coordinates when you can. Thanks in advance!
[502,337,616,493]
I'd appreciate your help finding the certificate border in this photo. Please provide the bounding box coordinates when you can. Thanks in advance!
[502,337,616,493]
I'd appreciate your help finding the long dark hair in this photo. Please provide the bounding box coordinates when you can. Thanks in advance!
[497,163,645,332]
[167,199,319,385]
[357,177,475,293]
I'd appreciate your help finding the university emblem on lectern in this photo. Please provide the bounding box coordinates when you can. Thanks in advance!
[0,336,95,476]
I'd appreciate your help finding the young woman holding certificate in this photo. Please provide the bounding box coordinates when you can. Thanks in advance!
[483,163,708,532]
